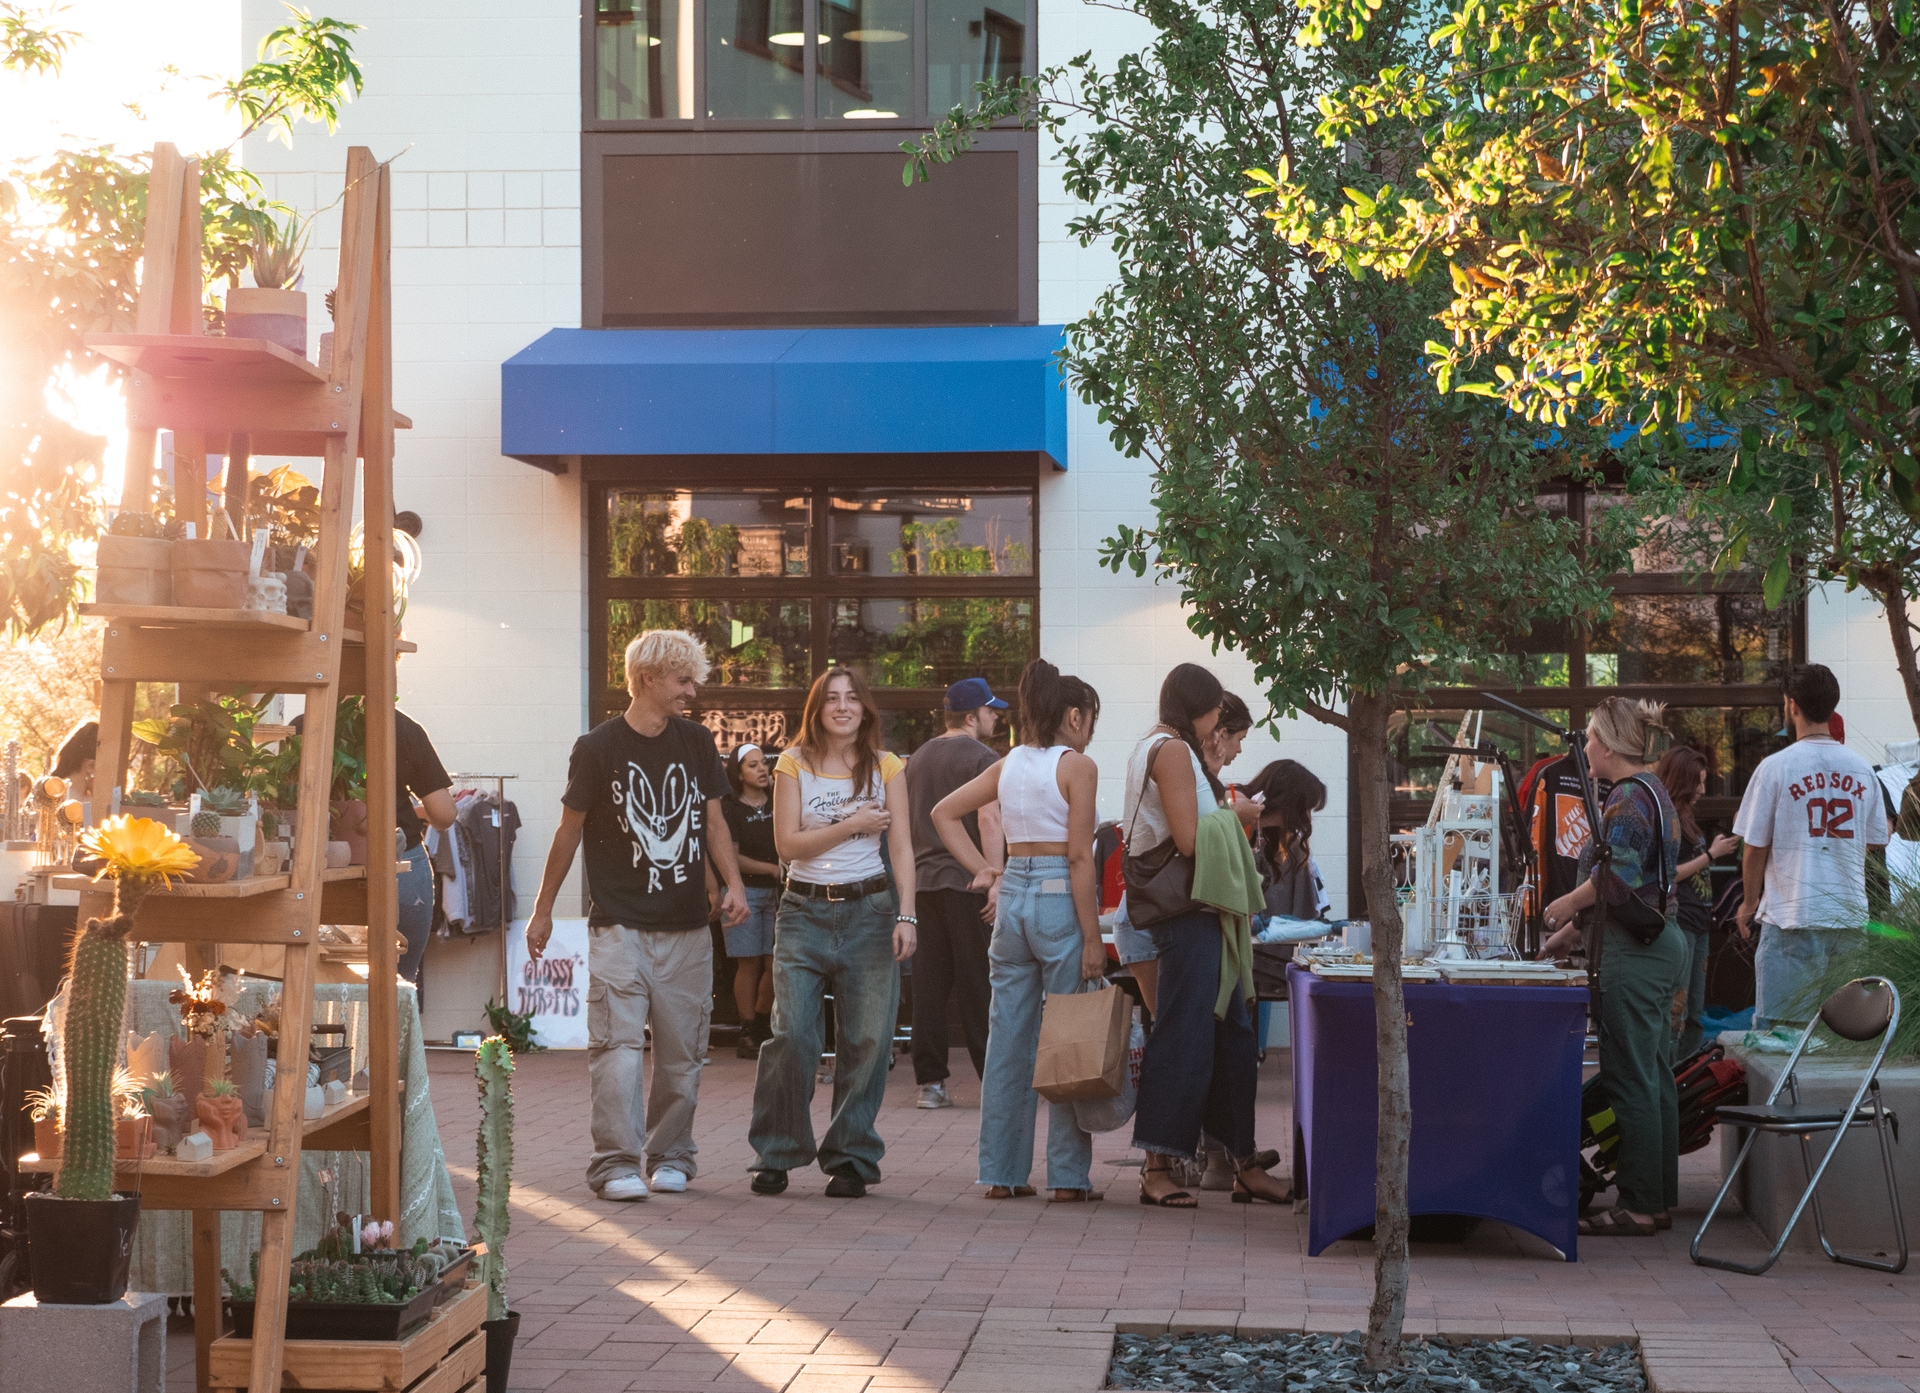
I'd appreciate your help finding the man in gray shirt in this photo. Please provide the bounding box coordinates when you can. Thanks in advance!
[903,678,1006,1109]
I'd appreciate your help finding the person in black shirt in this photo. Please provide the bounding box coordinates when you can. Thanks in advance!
[526,631,748,1203]
[1653,746,1739,1057]
[722,744,781,1058]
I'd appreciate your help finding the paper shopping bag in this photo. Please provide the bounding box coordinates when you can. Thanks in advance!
[1033,983,1131,1104]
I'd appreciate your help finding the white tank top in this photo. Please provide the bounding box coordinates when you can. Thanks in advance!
[1001,744,1073,843]
[1123,733,1217,854]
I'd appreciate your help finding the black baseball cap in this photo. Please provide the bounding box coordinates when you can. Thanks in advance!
[944,678,1008,712]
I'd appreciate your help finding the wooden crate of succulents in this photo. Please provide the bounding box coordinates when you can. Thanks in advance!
[223,1180,474,1342]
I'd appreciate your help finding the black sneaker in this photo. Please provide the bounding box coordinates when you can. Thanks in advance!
[824,1165,867,1199]
[750,1168,788,1195]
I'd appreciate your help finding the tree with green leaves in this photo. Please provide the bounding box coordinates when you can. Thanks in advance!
[905,0,1632,1363]
[1269,0,1920,732]
[0,5,361,639]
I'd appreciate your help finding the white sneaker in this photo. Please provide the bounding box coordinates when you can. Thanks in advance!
[917,1083,954,1110]
[600,1173,649,1202]
[650,1166,688,1193]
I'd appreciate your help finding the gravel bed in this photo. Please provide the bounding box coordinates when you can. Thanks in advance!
[1108,1331,1648,1392]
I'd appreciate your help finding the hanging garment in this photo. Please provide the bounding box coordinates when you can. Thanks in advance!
[455,793,520,932]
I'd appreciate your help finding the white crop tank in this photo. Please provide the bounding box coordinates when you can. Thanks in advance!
[1000,744,1073,843]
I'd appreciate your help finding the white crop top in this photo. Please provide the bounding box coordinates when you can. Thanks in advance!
[1001,744,1072,843]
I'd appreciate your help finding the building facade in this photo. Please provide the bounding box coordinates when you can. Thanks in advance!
[237,0,1913,1035]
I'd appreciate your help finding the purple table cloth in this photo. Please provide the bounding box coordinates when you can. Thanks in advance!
[1286,963,1587,1260]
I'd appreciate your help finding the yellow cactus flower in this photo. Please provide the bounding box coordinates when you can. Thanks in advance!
[80,815,202,887]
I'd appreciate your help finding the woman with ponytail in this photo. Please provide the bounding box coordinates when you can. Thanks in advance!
[1122,664,1288,1208]
[932,659,1106,1201]
[1539,697,1686,1237]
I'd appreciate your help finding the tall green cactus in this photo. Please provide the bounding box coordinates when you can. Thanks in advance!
[55,899,137,1200]
[474,1036,515,1321]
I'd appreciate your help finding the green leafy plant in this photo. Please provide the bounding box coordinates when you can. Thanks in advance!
[474,1036,514,1322]
[24,1083,59,1123]
[132,691,273,796]
[245,464,320,550]
[483,999,541,1055]
[244,207,308,290]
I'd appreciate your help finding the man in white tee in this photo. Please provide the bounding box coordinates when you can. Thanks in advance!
[1733,664,1887,1028]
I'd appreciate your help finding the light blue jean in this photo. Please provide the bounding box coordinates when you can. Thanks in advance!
[724,885,779,957]
[1753,923,1867,1029]
[978,857,1096,1192]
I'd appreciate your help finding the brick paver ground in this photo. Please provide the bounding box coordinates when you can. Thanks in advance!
[167,1043,1920,1391]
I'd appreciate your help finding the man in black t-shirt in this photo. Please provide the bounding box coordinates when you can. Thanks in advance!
[527,631,748,1203]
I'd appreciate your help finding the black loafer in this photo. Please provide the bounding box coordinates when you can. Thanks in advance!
[750,1169,788,1195]
[824,1166,867,1199]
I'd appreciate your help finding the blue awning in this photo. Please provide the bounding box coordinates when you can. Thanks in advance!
[501,326,1070,471]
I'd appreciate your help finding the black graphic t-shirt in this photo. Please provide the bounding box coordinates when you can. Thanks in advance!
[722,795,780,889]
[562,715,729,930]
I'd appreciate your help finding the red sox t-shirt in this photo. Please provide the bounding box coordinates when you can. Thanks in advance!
[1733,735,1888,929]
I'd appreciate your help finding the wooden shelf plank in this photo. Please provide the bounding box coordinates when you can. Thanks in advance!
[87,333,332,384]
[55,865,394,899]
[82,604,310,630]
[22,1094,379,1178]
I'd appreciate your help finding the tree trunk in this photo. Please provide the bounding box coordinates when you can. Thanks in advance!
[1350,692,1410,1372]
[1869,570,1920,740]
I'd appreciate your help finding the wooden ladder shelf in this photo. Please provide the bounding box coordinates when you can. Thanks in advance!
[78,142,407,1393]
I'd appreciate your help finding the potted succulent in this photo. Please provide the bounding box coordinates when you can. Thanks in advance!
[95,509,173,607]
[226,209,310,356]
[198,785,258,876]
[142,1073,194,1153]
[25,1086,60,1160]
[27,815,198,1303]
[194,1078,247,1150]
[258,808,290,875]
[476,1036,519,1393]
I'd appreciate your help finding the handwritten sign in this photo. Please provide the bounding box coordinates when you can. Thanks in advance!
[505,917,590,1049]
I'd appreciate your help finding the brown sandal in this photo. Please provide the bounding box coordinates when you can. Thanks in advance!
[1578,1206,1658,1236]
[1229,1156,1292,1206]
[985,1185,1036,1199]
[1139,1160,1198,1209]
[1049,1188,1103,1203]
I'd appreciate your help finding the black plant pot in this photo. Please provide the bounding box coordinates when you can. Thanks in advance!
[483,1308,521,1393]
[25,1191,140,1304]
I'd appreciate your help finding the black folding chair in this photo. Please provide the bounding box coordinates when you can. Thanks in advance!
[1691,976,1907,1276]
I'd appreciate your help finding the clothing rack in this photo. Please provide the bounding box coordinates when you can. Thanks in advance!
[447,773,516,1003]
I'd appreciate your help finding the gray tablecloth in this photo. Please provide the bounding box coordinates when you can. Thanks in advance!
[89,981,463,1295]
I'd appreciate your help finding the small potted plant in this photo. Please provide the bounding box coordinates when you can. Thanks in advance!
[95,508,174,607]
[226,209,310,356]
[328,699,370,866]
[475,1036,519,1393]
[169,965,243,1096]
[194,1078,246,1150]
[25,1085,60,1160]
[142,1073,194,1153]
[27,815,198,1303]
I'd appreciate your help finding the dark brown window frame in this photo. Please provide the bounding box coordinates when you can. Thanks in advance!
[583,455,1043,743]
[1345,481,1808,913]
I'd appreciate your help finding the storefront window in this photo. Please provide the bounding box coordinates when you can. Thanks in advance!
[597,0,696,119]
[707,0,806,120]
[927,0,1026,112]
[818,0,915,120]
[1586,593,1790,687]
[591,472,1038,752]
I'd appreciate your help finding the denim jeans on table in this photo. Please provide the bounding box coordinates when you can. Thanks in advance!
[748,887,901,1183]
[1131,907,1257,1160]
[977,857,1096,1192]
[1754,923,1867,1029]
[586,922,713,1190]
[396,841,433,985]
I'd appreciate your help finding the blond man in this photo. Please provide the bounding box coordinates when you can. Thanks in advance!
[528,631,748,1201]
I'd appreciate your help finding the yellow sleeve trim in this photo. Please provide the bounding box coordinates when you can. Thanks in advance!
[880,751,905,784]
[775,750,806,780]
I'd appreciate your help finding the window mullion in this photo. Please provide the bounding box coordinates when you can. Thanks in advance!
[803,0,818,126]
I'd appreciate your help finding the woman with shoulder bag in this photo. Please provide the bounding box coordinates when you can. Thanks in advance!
[1125,664,1290,1208]
[931,660,1106,1202]
[1538,698,1687,1236]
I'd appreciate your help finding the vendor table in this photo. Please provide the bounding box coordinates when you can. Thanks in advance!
[1286,963,1586,1260]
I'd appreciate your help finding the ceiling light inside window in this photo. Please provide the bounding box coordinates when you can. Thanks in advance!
[768,30,829,43]
[845,27,908,39]
[843,109,898,118]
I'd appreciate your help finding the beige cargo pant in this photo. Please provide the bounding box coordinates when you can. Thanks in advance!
[586,923,712,1191]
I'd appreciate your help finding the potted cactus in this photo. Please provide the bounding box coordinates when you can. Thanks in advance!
[27,815,198,1303]
[475,1037,519,1393]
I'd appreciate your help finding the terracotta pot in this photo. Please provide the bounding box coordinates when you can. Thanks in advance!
[193,1093,246,1150]
[147,1092,193,1152]
[330,799,369,866]
[32,1116,59,1159]
[95,535,173,607]
[114,1115,155,1160]
[183,836,239,883]
[226,287,308,357]
[170,538,251,609]
[168,1035,206,1108]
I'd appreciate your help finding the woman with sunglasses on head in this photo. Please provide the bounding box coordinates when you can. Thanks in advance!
[1126,663,1290,1208]
[722,743,781,1057]
[747,667,916,1200]
[1539,698,1686,1237]
[932,659,1105,1203]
